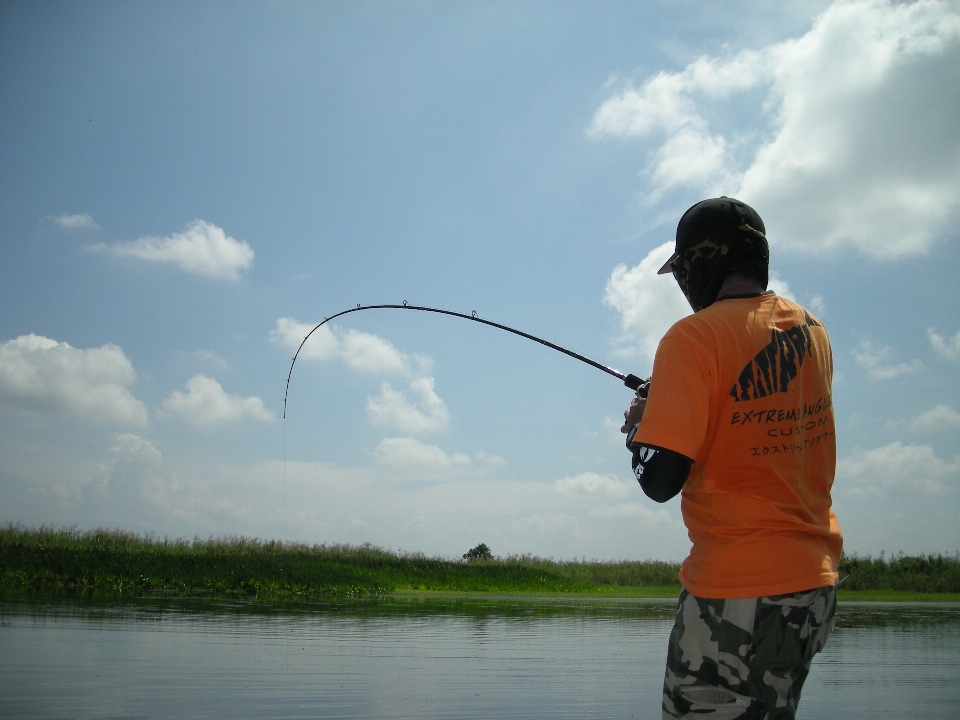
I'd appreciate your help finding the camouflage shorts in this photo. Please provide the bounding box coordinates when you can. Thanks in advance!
[662,585,836,720]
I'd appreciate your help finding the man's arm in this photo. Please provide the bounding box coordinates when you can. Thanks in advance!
[622,395,692,503]
[625,426,692,503]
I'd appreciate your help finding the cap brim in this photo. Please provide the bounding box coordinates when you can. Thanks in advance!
[657,253,678,275]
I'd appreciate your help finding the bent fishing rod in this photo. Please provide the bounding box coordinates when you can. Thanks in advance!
[283,302,648,418]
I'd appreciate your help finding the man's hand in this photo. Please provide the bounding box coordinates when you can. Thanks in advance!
[621,395,647,433]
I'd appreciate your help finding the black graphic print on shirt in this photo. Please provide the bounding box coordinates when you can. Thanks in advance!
[729,313,822,402]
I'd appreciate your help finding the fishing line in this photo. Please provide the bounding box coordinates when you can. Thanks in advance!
[283,301,647,419]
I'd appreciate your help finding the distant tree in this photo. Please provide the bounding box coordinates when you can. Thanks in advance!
[463,543,492,562]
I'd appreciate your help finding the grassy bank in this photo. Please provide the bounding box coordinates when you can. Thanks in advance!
[836,553,960,602]
[0,525,680,598]
[2,526,957,600]
[838,552,960,593]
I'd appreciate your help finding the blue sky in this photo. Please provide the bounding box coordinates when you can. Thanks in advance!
[2,0,959,561]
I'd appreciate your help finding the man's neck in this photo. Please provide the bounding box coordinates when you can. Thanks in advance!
[716,274,767,300]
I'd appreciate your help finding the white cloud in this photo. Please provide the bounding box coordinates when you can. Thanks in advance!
[852,339,922,380]
[838,442,960,496]
[555,472,631,498]
[109,433,162,466]
[587,502,673,524]
[367,377,449,434]
[766,271,796,302]
[650,129,730,193]
[910,405,960,434]
[589,52,761,140]
[474,450,506,466]
[591,0,960,258]
[603,257,813,364]
[0,334,147,426]
[602,415,627,443]
[94,433,162,492]
[194,350,228,369]
[273,318,448,433]
[603,241,691,365]
[161,374,275,428]
[511,513,578,535]
[2,447,695,560]
[271,318,432,377]
[78,434,189,525]
[928,327,960,363]
[91,220,253,280]
[807,294,826,316]
[374,437,470,468]
[53,213,98,230]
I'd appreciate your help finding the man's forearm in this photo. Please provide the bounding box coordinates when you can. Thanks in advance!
[626,426,692,503]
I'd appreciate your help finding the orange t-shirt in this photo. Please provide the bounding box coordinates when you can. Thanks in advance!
[634,294,842,599]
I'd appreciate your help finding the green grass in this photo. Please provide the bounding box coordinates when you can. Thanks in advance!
[837,589,960,602]
[2,525,957,600]
[838,551,960,594]
[0,525,681,598]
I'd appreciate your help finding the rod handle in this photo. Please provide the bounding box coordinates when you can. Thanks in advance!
[623,374,649,397]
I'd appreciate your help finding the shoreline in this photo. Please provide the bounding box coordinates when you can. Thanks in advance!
[387,588,960,603]
[3,586,959,605]
[4,526,958,602]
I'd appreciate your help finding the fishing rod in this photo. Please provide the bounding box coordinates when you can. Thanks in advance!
[283,302,647,418]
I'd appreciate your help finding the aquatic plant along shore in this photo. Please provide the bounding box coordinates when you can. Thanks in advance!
[2,525,958,599]
[838,551,960,596]
[0,526,680,597]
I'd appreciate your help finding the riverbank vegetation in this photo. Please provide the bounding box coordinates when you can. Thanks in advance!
[0,526,679,598]
[839,551,960,595]
[2,525,958,600]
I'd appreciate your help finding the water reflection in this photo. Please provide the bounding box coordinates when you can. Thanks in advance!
[1,593,958,719]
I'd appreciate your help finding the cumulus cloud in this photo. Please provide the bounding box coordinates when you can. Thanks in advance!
[80,434,187,522]
[910,405,960,434]
[374,437,470,468]
[603,249,816,363]
[603,242,691,364]
[852,339,922,380]
[474,450,507,466]
[109,432,162,466]
[602,416,627,444]
[91,220,253,280]
[367,377,449,434]
[591,0,960,258]
[928,327,960,363]
[766,272,796,302]
[555,472,631,498]
[97,434,162,490]
[838,441,960,496]
[273,318,449,433]
[806,294,826,316]
[0,334,147,426]
[271,318,432,377]
[587,502,672,524]
[161,374,275,428]
[53,213,98,230]
[193,350,228,369]
[650,129,730,193]
[511,513,578,535]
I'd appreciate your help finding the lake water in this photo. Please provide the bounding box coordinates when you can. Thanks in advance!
[1,593,958,719]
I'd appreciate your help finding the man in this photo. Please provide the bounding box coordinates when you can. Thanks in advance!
[621,197,842,720]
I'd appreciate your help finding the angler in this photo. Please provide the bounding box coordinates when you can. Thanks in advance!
[621,197,842,720]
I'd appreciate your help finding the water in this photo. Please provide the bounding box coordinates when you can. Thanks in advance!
[1,594,958,719]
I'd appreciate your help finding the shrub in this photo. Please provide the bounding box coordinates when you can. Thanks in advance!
[462,543,493,562]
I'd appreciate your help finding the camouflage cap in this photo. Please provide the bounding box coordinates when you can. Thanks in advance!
[658,197,767,275]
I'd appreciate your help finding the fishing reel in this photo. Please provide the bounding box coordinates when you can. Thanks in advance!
[623,374,650,398]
